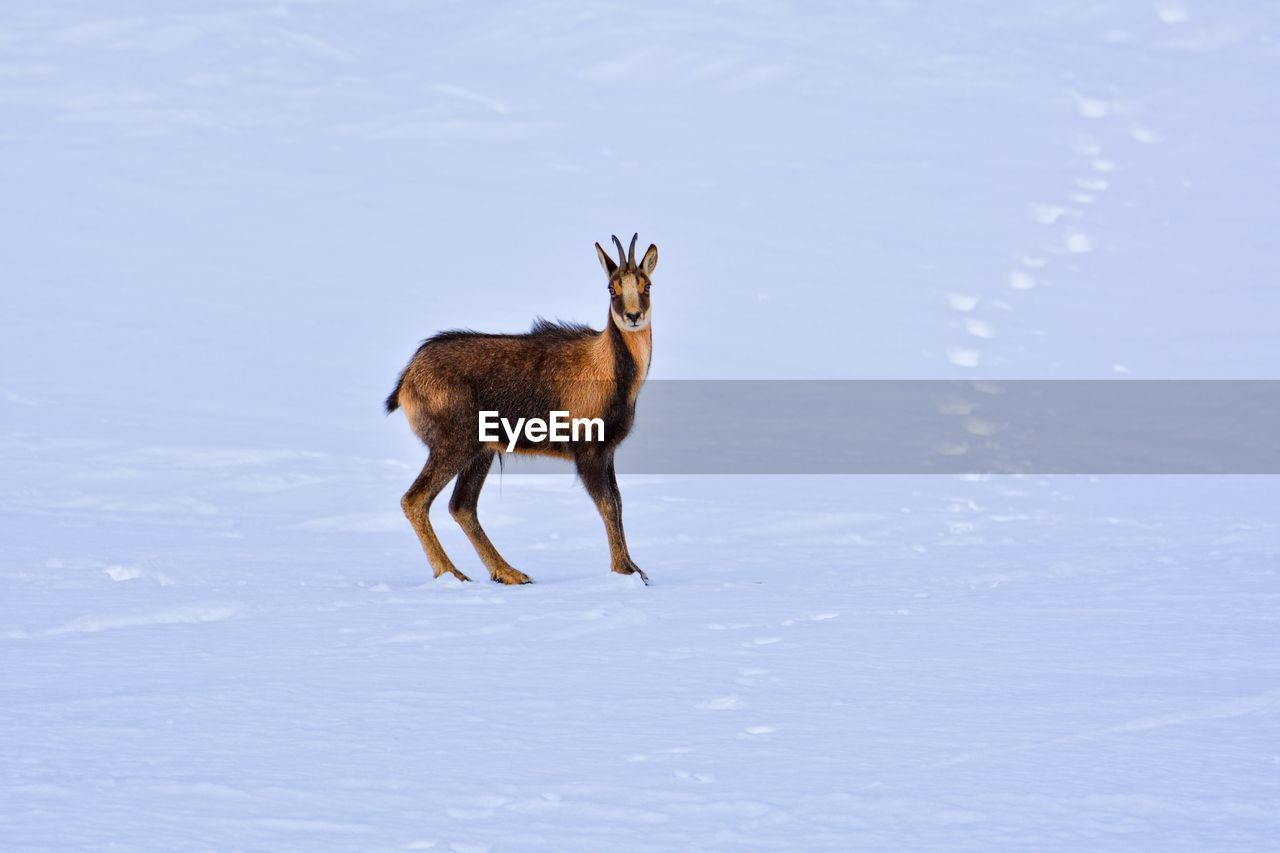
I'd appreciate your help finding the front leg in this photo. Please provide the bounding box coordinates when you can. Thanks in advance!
[605,457,649,582]
[577,451,649,584]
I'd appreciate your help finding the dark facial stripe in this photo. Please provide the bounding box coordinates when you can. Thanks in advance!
[605,320,638,446]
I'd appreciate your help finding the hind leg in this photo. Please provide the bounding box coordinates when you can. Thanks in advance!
[449,452,532,585]
[401,448,472,582]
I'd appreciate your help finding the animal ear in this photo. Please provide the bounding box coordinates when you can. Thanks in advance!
[641,243,658,275]
[595,242,618,276]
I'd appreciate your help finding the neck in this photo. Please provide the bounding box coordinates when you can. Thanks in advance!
[608,316,651,375]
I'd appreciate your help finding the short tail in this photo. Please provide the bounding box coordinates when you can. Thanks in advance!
[384,374,404,414]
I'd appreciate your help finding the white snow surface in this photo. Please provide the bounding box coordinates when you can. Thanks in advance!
[3,1,1280,850]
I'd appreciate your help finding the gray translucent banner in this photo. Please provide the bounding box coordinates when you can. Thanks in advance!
[504,381,1278,474]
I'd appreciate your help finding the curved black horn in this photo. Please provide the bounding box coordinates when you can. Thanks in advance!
[627,233,638,270]
[612,235,627,269]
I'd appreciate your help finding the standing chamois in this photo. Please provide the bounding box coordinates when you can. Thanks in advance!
[385,234,657,585]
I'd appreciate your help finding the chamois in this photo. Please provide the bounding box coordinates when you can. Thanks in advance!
[385,234,657,585]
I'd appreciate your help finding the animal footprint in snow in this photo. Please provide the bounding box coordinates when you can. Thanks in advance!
[1070,91,1111,119]
[674,770,716,783]
[946,348,981,368]
[1007,269,1036,290]
[936,395,976,415]
[1130,124,1163,144]
[1028,203,1075,225]
[697,695,744,710]
[104,565,142,581]
[964,417,1000,436]
[1064,230,1093,253]
[964,318,994,339]
[1153,1,1189,25]
[933,440,969,456]
[945,292,979,312]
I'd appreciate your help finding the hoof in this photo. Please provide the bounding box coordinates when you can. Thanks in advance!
[613,563,650,585]
[491,568,533,585]
[437,568,472,583]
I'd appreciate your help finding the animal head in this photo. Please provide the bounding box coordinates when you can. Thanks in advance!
[595,233,657,333]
